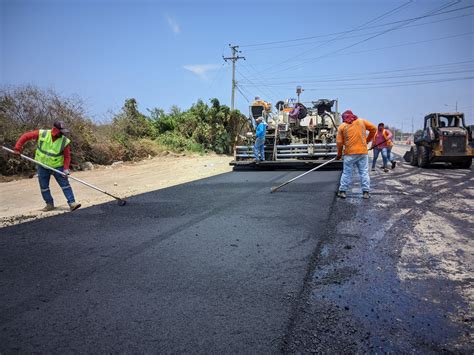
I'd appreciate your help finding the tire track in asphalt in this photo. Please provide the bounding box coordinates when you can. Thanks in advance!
[280,153,473,353]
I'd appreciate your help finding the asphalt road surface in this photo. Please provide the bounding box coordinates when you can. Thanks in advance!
[0,170,341,353]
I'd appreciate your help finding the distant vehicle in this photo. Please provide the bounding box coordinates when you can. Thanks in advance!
[231,94,340,168]
[406,112,473,169]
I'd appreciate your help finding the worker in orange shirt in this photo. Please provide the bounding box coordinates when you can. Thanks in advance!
[336,110,377,199]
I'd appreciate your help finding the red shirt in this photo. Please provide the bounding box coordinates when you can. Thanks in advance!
[15,129,71,170]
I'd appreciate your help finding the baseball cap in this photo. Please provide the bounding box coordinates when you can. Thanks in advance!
[53,120,70,134]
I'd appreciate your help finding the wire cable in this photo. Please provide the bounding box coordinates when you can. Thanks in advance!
[266,1,462,76]
[240,4,472,48]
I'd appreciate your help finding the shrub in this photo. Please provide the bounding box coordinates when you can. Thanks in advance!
[88,141,126,165]
[129,138,165,159]
[155,132,204,153]
[0,86,96,175]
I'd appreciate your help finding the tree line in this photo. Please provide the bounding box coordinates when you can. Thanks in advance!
[0,86,250,176]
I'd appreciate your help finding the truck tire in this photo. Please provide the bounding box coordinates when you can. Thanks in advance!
[453,158,472,169]
[417,145,430,168]
[409,146,418,166]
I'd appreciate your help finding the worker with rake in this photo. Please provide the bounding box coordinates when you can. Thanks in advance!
[336,110,376,199]
[13,121,81,212]
[371,122,396,172]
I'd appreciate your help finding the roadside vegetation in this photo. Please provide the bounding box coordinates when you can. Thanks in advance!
[0,86,250,176]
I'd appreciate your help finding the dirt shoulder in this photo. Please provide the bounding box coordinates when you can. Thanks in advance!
[0,153,233,227]
[284,144,473,353]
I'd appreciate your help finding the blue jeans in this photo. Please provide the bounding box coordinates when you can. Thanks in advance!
[37,165,76,204]
[339,154,370,192]
[372,147,393,168]
[254,137,265,161]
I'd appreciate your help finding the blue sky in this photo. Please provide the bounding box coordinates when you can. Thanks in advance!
[1,0,473,131]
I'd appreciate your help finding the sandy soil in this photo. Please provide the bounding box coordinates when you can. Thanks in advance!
[0,153,232,227]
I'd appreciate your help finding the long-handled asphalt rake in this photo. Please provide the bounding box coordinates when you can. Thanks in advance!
[270,157,337,193]
[2,146,127,206]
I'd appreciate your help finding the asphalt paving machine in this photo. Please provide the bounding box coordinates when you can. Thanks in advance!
[231,95,341,168]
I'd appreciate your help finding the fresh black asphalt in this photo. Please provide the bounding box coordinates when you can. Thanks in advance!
[0,170,341,353]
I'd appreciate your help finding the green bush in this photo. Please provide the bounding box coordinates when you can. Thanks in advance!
[155,132,204,153]
[130,138,165,159]
[0,86,250,176]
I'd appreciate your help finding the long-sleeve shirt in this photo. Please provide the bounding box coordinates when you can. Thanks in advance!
[336,119,377,156]
[15,130,71,169]
[256,122,266,138]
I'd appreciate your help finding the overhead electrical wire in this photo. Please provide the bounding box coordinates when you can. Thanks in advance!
[264,0,462,76]
[239,44,474,84]
[239,3,473,48]
[237,60,473,85]
[260,0,415,74]
[239,68,474,87]
[238,69,474,87]
[235,67,276,102]
[239,76,474,91]
[302,76,474,90]
[240,61,285,100]
[235,85,250,103]
[242,12,473,53]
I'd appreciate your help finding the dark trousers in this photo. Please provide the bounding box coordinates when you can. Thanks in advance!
[37,166,75,204]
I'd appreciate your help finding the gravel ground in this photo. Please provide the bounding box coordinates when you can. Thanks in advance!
[284,145,473,353]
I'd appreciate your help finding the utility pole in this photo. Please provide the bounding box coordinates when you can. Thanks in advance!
[223,44,245,111]
[296,85,303,103]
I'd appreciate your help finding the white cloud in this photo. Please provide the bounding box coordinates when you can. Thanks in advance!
[165,15,180,34]
[183,64,221,80]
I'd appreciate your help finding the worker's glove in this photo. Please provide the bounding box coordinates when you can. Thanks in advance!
[13,149,21,159]
[63,169,71,178]
[336,154,342,160]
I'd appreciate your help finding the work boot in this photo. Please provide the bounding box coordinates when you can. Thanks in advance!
[391,160,397,169]
[371,167,376,171]
[363,191,370,199]
[69,202,82,212]
[337,191,347,199]
[41,203,55,212]
[383,166,389,172]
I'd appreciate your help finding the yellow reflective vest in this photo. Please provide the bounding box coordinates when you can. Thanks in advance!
[34,129,71,168]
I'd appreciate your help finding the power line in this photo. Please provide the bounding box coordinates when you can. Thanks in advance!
[296,76,474,90]
[239,4,473,48]
[239,69,474,87]
[208,62,227,91]
[243,12,473,53]
[239,60,474,84]
[266,1,462,76]
[235,85,250,103]
[235,67,276,102]
[260,1,414,74]
[245,34,474,83]
[238,83,254,100]
[239,61,283,101]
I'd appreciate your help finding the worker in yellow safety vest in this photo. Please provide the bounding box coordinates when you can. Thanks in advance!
[14,121,81,212]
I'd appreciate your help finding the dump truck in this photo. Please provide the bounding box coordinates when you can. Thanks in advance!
[230,96,341,168]
[404,112,473,169]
